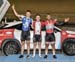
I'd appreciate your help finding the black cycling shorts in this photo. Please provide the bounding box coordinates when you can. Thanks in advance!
[45,33,55,42]
[33,35,42,42]
[21,30,30,41]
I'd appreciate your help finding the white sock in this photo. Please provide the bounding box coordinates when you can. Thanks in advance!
[45,51,48,55]
[33,49,36,57]
[53,51,55,55]
[39,50,41,57]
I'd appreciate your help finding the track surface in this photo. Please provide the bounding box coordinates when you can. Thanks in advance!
[0,53,75,62]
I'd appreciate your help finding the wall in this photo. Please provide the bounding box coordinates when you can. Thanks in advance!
[5,0,75,21]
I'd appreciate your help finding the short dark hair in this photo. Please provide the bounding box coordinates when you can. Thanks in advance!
[35,13,41,17]
[46,13,50,15]
[26,10,31,13]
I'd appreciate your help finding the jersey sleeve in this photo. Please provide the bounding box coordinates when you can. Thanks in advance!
[41,21,46,30]
[55,21,66,26]
[30,19,33,24]
[53,20,57,24]
[19,15,25,20]
[41,21,46,27]
[32,21,35,27]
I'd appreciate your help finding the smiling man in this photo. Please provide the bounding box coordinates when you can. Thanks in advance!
[12,4,33,58]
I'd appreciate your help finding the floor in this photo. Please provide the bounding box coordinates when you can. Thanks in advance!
[0,53,75,62]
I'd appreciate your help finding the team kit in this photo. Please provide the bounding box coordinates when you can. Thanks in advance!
[12,4,69,59]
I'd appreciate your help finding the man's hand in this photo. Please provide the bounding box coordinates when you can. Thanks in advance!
[12,4,15,9]
[11,4,21,18]
[64,18,70,22]
[54,18,57,22]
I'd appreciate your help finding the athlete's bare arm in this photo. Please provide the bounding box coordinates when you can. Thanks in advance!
[12,4,22,18]
[54,17,70,26]
[31,20,34,29]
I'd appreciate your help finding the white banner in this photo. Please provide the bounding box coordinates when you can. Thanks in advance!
[14,29,61,49]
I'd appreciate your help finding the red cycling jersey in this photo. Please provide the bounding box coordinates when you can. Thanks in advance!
[45,20,56,33]
[33,20,57,34]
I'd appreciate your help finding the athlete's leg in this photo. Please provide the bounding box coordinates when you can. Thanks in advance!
[19,41,25,58]
[21,41,25,55]
[45,42,49,55]
[32,42,37,57]
[51,42,57,58]
[26,31,31,58]
[38,42,42,57]
[19,31,25,58]
[44,42,49,58]
[44,33,50,58]
[50,33,57,58]
[26,41,30,58]
[51,43,56,55]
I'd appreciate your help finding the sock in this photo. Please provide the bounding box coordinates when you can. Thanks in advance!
[33,49,36,56]
[39,50,41,56]
[45,50,48,55]
[53,51,55,55]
